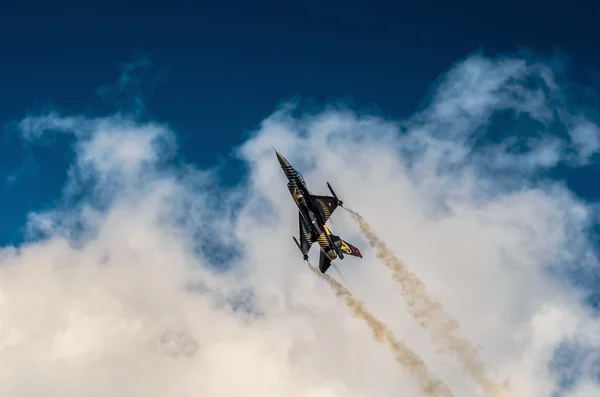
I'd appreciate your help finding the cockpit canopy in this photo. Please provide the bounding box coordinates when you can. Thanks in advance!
[296,171,305,184]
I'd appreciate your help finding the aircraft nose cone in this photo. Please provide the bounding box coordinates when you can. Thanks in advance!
[275,150,291,169]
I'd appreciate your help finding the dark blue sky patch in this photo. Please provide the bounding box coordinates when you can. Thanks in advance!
[546,227,600,317]
[0,124,75,245]
[549,339,600,395]
[193,238,241,272]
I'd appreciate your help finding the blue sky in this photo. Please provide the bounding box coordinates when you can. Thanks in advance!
[2,1,600,245]
[2,2,600,396]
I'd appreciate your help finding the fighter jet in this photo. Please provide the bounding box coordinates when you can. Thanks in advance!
[275,149,362,274]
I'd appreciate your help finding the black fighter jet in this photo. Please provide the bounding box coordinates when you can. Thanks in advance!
[275,149,362,274]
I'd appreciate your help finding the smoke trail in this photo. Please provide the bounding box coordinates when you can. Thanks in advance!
[330,262,348,285]
[344,207,508,397]
[308,263,456,397]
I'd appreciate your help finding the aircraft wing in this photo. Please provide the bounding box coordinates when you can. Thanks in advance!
[298,212,314,254]
[311,195,339,223]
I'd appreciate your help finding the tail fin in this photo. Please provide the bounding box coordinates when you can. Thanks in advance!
[332,235,363,258]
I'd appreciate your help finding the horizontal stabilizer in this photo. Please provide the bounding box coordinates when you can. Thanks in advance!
[319,250,332,274]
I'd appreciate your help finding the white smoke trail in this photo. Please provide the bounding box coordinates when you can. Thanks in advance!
[344,207,509,397]
[308,263,456,397]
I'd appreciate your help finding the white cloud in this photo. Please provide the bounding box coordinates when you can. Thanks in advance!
[569,119,600,164]
[2,51,600,397]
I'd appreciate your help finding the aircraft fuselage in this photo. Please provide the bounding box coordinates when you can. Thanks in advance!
[274,149,363,273]
[279,160,323,236]
[276,151,338,260]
